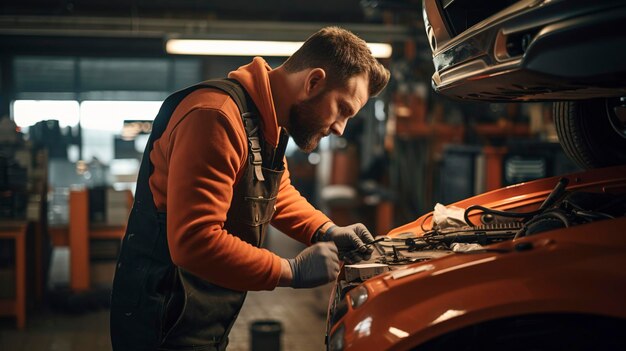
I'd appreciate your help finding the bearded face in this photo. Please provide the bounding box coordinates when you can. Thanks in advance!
[286,90,330,153]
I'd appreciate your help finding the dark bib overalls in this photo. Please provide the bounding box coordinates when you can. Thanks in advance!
[110,79,288,351]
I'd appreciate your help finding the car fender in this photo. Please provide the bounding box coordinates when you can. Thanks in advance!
[341,218,626,350]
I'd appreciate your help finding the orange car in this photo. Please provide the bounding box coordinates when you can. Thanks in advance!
[326,165,626,350]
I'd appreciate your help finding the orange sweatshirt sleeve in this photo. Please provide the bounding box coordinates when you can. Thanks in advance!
[165,107,282,291]
[271,160,332,245]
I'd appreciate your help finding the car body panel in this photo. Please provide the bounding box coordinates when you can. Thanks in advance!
[328,165,626,350]
[424,0,626,101]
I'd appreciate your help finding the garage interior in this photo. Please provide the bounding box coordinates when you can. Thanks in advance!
[0,1,599,350]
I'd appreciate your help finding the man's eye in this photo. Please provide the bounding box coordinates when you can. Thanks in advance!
[340,105,349,116]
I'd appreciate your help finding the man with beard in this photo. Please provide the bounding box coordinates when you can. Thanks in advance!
[110,26,389,350]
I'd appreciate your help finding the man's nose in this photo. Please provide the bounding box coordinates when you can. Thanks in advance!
[330,120,347,136]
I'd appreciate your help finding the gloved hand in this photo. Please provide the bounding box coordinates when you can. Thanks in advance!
[321,223,375,264]
[288,242,340,289]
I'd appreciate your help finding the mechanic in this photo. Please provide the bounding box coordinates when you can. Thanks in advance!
[110,26,390,350]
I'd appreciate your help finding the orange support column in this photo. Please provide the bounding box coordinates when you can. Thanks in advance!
[0,221,29,329]
[14,224,26,329]
[69,189,90,291]
[376,201,394,236]
[483,146,507,191]
[126,189,134,213]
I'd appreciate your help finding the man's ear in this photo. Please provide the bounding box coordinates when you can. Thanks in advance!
[305,68,327,96]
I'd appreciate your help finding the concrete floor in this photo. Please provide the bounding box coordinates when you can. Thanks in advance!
[0,227,330,350]
[0,287,329,351]
[230,287,329,351]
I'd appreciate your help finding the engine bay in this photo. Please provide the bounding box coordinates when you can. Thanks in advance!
[343,178,626,283]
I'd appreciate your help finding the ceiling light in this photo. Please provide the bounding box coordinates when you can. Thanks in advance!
[166,39,392,58]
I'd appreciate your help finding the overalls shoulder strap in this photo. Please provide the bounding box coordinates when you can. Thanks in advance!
[205,79,265,181]
[134,78,265,214]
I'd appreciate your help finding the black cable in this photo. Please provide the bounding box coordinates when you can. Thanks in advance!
[465,177,570,226]
[539,178,569,210]
[464,205,543,226]
[573,210,615,220]
[420,212,434,232]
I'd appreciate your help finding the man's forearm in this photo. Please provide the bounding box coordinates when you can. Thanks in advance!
[312,221,336,243]
[277,258,293,287]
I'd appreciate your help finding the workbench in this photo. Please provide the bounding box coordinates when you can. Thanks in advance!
[0,221,32,329]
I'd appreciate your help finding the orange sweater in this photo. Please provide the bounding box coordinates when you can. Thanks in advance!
[148,57,331,291]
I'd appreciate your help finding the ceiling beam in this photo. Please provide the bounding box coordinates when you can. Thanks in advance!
[0,15,418,43]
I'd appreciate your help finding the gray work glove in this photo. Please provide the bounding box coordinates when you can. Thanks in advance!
[288,242,340,289]
[321,223,375,264]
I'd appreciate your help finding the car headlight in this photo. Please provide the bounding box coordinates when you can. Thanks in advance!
[328,323,345,351]
[348,285,368,309]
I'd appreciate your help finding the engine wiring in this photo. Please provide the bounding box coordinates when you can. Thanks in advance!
[395,178,625,253]
[513,209,570,239]
[463,178,570,226]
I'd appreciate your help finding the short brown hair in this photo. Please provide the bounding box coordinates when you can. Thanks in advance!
[283,26,390,97]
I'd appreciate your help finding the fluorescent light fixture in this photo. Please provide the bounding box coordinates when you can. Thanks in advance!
[166,39,392,58]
